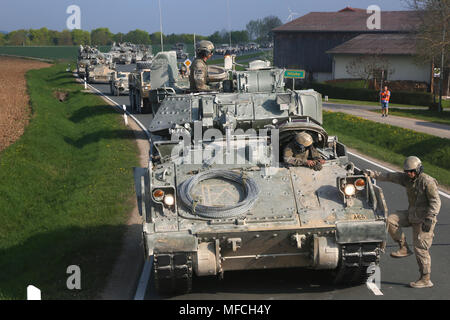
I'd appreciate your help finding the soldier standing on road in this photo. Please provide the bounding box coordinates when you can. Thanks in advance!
[189,40,215,92]
[283,132,325,171]
[367,156,441,288]
[380,86,391,118]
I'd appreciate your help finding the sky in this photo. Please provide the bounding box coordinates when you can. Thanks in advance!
[1,0,409,36]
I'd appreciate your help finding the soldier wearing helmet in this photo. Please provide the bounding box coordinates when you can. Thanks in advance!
[366,156,441,288]
[283,132,325,170]
[189,40,215,92]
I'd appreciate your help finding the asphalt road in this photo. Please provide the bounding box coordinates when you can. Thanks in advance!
[89,64,450,301]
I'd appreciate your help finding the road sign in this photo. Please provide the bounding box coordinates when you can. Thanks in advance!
[284,69,305,79]
[184,59,192,68]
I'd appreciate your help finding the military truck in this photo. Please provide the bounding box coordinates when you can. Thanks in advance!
[133,63,388,295]
[110,71,130,96]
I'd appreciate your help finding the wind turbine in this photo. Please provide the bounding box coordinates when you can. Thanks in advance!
[286,7,299,22]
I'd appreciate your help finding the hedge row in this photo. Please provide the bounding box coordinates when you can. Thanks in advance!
[306,82,433,106]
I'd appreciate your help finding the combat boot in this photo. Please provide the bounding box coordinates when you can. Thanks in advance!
[390,240,413,258]
[410,273,433,288]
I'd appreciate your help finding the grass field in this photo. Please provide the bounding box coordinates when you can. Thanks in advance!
[369,108,450,126]
[323,111,450,187]
[326,98,450,109]
[0,63,139,299]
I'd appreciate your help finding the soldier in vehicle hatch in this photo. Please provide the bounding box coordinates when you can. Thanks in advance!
[366,156,441,288]
[283,132,325,171]
[189,40,215,92]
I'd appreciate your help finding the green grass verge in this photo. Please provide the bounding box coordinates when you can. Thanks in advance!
[323,111,450,187]
[326,98,450,109]
[0,63,139,300]
[368,108,450,126]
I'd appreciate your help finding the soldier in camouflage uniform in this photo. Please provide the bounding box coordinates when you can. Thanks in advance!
[283,132,325,170]
[189,40,214,92]
[367,156,441,288]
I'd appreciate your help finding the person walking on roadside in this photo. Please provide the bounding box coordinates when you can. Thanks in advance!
[366,156,441,288]
[380,86,391,117]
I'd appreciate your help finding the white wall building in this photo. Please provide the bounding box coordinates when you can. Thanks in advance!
[327,34,432,84]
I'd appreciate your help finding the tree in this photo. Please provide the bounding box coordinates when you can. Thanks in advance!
[113,32,125,43]
[246,15,282,43]
[345,52,395,89]
[55,30,73,45]
[404,0,450,111]
[29,28,51,45]
[124,29,151,44]
[71,29,90,45]
[6,29,30,45]
[150,32,166,47]
[0,33,5,46]
[246,20,261,41]
[91,28,113,45]
[259,16,282,42]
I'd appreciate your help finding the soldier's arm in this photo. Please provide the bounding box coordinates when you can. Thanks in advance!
[425,179,441,219]
[283,146,305,166]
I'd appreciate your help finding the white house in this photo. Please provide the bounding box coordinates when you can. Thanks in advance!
[327,34,432,84]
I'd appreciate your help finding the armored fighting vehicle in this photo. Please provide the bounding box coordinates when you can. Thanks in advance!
[110,71,130,96]
[128,51,196,114]
[86,63,115,84]
[134,62,388,295]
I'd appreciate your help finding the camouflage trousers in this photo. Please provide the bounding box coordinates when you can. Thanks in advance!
[387,210,436,275]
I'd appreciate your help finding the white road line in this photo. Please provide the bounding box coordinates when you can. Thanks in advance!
[133,256,153,300]
[366,282,383,296]
[348,151,450,200]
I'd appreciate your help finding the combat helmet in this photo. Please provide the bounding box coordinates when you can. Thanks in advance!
[403,156,423,175]
[295,132,313,147]
[196,40,215,57]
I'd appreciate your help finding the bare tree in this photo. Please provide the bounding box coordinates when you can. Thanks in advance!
[345,52,395,89]
[403,0,450,111]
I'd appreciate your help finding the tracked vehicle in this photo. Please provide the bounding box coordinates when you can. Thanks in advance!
[134,62,387,295]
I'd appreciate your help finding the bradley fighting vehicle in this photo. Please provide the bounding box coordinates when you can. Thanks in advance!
[133,60,388,295]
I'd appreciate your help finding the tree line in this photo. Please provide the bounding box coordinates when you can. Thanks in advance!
[0,15,282,46]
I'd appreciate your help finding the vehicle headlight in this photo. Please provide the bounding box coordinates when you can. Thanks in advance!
[163,194,175,206]
[344,184,356,196]
[144,86,149,90]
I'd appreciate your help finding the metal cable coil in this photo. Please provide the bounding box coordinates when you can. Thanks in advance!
[178,169,260,219]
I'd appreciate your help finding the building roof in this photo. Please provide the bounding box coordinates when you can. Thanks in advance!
[326,33,418,55]
[273,8,421,33]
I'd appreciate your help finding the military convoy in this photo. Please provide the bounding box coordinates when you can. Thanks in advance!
[75,45,388,296]
[133,60,388,295]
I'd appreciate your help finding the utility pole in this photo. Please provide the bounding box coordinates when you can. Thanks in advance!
[158,0,164,52]
[438,22,446,112]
